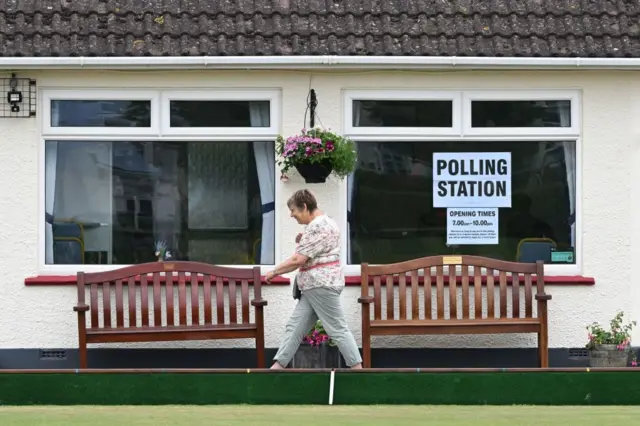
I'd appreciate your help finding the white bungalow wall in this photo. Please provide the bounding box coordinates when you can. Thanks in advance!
[0,69,636,350]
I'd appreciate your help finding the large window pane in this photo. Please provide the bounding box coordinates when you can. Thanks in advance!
[347,141,576,265]
[353,100,453,127]
[44,140,275,265]
[471,100,571,127]
[170,100,270,127]
[51,100,151,127]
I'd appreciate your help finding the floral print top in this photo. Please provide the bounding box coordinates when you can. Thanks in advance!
[295,215,343,291]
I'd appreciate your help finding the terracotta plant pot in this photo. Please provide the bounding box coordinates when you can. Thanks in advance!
[294,159,333,183]
[588,344,630,367]
[290,342,342,368]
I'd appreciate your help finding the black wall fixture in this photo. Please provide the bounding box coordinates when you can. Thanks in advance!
[1,74,36,118]
[308,88,317,128]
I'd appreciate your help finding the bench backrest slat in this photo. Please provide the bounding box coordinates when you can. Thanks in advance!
[79,261,262,330]
[424,271,431,320]
[436,265,444,319]
[373,276,382,320]
[461,265,469,319]
[141,274,149,326]
[512,273,520,318]
[190,273,199,325]
[128,277,136,327]
[90,283,99,327]
[473,266,482,318]
[362,255,544,321]
[229,280,238,324]
[398,274,407,320]
[487,269,495,317]
[203,275,212,324]
[499,271,507,318]
[524,273,533,317]
[216,276,225,324]
[241,279,250,323]
[448,266,457,319]
[385,275,394,320]
[410,270,419,319]
[102,281,111,328]
[178,272,187,326]
[153,273,162,327]
[115,279,124,327]
[166,272,175,326]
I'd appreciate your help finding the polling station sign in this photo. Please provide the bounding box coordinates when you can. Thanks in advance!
[433,152,511,208]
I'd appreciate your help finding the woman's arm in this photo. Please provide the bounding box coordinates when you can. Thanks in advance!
[265,253,309,282]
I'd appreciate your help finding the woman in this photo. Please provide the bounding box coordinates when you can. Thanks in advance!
[265,189,363,369]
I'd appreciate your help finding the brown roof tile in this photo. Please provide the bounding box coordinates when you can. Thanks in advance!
[0,0,638,57]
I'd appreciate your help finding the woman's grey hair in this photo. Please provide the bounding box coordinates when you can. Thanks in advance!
[287,189,318,212]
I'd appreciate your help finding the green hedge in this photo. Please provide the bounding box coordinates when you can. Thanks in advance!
[1,371,639,405]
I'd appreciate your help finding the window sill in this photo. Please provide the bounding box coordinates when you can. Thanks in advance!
[24,275,290,286]
[344,275,594,286]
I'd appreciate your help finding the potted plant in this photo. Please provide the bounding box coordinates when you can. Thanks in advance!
[290,321,342,368]
[154,240,172,262]
[276,128,357,183]
[586,311,637,367]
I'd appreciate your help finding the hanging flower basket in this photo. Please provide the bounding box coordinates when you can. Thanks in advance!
[294,159,333,183]
[276,128,357,184]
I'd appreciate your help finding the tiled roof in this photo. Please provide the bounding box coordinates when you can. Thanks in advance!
[0,0,638,58]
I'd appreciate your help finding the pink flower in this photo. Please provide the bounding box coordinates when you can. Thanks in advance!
[326,141,335,151]
[632,361,638,367]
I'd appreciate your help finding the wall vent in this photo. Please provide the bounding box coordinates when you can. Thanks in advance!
[39,349,67,360]
[568,348,589,358]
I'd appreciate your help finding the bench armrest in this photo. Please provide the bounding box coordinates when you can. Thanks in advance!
[73,304,90,312]
[535,293,552,301]
[358,296,374,304]
[251,299,268,307]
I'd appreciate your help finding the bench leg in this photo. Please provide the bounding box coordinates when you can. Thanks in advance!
[77,312,88,369]
[256,334,266,369]
[362,329,371,368]
[538,329,549,368]
[79,336,88,369]
[255,309,266,368]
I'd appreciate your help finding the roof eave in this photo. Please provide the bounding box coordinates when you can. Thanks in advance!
[1,56,640,70]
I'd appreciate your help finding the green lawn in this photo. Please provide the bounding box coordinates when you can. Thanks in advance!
[0,406,639,426]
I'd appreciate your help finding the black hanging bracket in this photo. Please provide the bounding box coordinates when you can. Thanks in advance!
[308,89,317,128]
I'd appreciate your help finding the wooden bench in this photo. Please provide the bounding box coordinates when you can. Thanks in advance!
[358,255,551,368]
[73,261,267,368]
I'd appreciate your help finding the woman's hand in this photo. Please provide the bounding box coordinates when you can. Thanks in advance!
[265,270,277,283]
[295,233,302,244]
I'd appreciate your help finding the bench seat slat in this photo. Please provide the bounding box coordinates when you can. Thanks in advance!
[370,318,541,336]
[87,323,256,335]
[86,324,257,344]
[371,318,540,327]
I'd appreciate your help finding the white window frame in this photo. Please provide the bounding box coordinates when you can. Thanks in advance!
[160,89,280,139]
[39,87,281,275]
[41,89,161,137]
[342,89,582,276]
[343,89,462,139]
[463,89,580,137]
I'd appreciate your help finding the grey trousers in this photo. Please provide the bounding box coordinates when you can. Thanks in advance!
[273,286,363,368]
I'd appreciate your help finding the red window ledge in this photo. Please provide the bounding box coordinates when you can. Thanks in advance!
[344,275,594,286]
[25,275,290,286]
